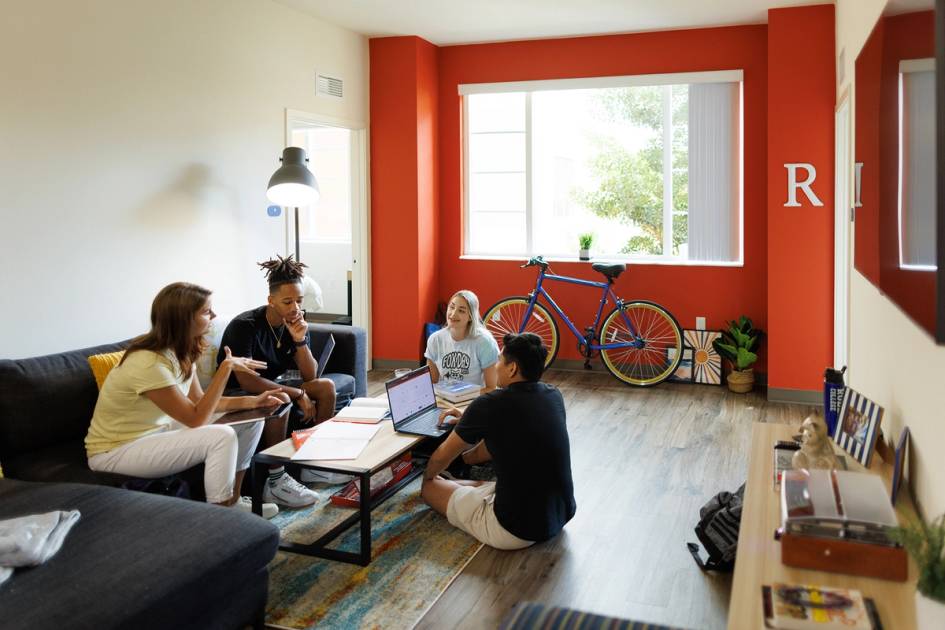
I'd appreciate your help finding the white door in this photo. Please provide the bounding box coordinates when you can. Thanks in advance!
[286,111,370,364]
[834,98,851,370]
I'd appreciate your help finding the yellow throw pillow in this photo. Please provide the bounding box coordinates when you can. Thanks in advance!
[88,351,126,390]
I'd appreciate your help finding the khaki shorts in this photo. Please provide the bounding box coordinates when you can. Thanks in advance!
[446,482,534,550]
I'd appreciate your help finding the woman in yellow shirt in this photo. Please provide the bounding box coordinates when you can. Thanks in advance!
[86,282,287,514]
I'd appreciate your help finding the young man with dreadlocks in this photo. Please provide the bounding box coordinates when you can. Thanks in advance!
[217,255,336,508]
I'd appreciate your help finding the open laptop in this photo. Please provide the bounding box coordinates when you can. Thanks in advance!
[312,333,335,379]
[385,366,450,438]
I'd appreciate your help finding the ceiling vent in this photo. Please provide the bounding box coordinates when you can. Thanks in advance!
[316,73,343,99]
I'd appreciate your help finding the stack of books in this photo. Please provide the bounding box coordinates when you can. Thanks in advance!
[433,380,479,404]
[330,454,413,507]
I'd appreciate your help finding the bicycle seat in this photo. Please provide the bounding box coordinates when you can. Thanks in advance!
[591,263,627,280]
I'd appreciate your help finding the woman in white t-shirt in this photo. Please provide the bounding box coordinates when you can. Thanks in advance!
[425,290,499,392]
[86,282,288,515]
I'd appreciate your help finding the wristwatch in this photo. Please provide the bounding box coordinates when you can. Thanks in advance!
[293,335,309,347]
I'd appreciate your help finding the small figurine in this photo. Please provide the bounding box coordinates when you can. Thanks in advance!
[792,414,838,471]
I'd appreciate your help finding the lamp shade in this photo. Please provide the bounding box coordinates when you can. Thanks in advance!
[267,146,320,206]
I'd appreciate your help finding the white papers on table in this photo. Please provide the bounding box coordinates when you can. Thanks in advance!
[348,397,390,409]
[290,421,382,461]
[334,405,388,422]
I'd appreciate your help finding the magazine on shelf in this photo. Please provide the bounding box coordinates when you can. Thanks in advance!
[762,583,877,629]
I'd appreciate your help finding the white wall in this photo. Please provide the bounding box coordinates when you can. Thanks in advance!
[837,0,945,519]
[0,0,368,358]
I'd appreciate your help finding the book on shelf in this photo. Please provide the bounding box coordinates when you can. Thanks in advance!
[433,380,479,403]
[330,454,413,507]
[762,583,879,629]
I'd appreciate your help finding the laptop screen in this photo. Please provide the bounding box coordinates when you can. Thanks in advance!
[387,367,437,422]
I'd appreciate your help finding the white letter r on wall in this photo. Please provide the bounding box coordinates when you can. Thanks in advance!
[784,163,824,207]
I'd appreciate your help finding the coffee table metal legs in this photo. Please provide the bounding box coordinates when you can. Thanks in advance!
[250,455,423,566]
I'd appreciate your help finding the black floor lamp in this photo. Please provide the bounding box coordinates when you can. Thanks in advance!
[266,147,320,262]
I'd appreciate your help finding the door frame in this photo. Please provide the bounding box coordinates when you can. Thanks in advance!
[834,91,852,372]
[285,109,371,368]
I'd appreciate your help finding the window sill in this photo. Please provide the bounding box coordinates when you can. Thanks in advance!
[458,254,744,268]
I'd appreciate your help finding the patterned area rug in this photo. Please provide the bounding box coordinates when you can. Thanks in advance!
[266,477,483,630]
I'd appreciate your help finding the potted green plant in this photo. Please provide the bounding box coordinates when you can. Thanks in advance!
[712,316,762,393]
[889,514,945,627]
[578,233,594,261]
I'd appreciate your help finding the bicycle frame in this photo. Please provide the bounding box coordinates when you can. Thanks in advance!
[521,266,644,350]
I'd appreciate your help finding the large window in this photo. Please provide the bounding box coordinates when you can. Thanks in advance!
[462,71,743,264]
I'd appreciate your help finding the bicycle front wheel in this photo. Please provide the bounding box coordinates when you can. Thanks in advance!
[599,301,683,387]
[483,297,560,368]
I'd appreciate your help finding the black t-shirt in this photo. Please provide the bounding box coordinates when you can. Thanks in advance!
[455,381,576,542]
[217,306,301,389]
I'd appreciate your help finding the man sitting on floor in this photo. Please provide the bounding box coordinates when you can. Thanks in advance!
[420,332,576,550]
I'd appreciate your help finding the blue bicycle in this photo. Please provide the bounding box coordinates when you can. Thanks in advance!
[483,256,683,386]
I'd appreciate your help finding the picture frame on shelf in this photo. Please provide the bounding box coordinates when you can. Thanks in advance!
[832,388,884,468]
[891,427,910,505]
[684,329,722,385]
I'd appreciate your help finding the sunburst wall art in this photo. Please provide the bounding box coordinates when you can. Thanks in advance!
[684,329,722,385]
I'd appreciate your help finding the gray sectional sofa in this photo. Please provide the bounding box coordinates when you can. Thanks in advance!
[0,323,367,629]
[0,478,278,630]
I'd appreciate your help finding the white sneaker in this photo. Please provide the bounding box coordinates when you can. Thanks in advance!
[264,473,319,508]
[232,496,279,519]
[301,468,355,485]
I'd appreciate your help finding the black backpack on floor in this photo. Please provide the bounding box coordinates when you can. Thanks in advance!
[687,483,745,572]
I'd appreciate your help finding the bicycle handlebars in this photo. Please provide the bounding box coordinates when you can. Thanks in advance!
[522,256,549,269]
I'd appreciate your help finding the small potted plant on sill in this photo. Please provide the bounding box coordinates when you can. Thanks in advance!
[578,233,594,261]
[712,316,762,393]
[889,514,945,627]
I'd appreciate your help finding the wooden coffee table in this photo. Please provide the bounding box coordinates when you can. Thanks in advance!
[251,420,425,566]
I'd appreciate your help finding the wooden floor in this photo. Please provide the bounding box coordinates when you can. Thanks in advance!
[365,368,814,630]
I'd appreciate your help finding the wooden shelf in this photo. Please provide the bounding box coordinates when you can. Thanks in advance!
[727,422,918,630]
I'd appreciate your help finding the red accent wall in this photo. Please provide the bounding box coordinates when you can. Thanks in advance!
[766,5,835,391]
[370,11,837,393]
[417,39,441,352]
[427,26,770,367]
[370,36,439,361]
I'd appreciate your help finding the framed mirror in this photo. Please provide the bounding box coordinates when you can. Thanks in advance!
[854,0,945,342]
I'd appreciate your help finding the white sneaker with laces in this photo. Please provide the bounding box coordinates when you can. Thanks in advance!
[301,468,355,484]
[264,473,319,508]
[232,496,279,519]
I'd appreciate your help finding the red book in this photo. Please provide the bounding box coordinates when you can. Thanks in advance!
[330,454,413,507]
